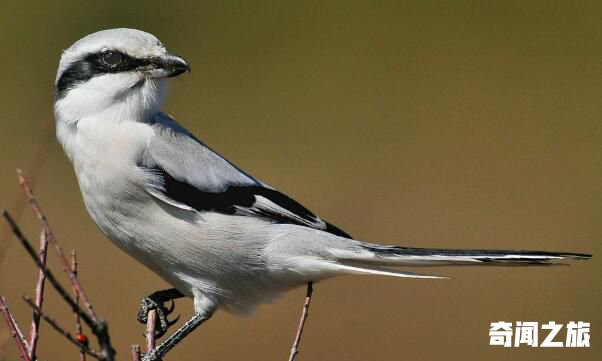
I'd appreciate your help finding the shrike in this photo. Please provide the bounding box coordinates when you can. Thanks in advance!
[54,28,590,359]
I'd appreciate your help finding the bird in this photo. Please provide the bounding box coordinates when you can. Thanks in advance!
[54,28,591,360]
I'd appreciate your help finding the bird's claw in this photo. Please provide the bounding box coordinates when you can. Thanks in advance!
[137,298,178,338]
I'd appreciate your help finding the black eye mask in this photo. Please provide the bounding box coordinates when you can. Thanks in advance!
[55,50,154,100]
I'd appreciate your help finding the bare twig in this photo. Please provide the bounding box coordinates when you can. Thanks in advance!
[5,301,29,357]
[145,310,157,353]
[0,295,32,361]
[22,296,103,361]
[2,210,116,361]
[288,282,314,361]
[18,171,99,322]
[28,229,49,360]
[71,250,83,333]
[130,345,141,361]
[3,211,96,329]
[71,250,86,361]
[134,307,157,360]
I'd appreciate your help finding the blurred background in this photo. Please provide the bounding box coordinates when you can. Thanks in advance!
[0,1,599,360]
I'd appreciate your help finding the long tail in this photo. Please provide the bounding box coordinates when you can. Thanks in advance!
[332,242,591,279]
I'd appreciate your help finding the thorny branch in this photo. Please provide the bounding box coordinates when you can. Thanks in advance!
[28,229,49,360]
[1,210,116,361]
[0,172,119,361]
[71,250,86,361]
[22,296,103,361]
[0,295,31,361]
[2,211,97,333]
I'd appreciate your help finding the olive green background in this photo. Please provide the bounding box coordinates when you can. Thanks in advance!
[0,1,599,360]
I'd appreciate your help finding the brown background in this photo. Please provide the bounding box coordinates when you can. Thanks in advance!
[0,1,599,360]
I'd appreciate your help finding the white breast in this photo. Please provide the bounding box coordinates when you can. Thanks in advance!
[62,116,153,243]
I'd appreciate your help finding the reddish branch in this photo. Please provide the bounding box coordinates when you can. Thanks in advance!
[145,310,157,353]
[18,171,99,322]
[288,282,314,361]
[28,229,49,360]
[0,172,119,361]
[129,307,156,360]
[6,299,29,355]
[2,211,95,329]
[0,295,31,361]
[22,296,103,360]
[71,250,86,361]
[2,210,116,361]
[130,306,156,360]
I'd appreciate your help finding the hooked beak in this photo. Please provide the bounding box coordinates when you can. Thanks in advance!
[146,54,190,79]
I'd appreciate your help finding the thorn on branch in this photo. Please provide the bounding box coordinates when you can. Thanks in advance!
[0,295,32,361]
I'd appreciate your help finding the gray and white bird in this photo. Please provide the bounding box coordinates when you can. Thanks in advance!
[54,28,590,359]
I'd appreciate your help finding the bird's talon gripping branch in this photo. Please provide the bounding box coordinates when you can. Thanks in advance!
[136,289,184,338]
[137,298,157,323]
[137,299,167,338]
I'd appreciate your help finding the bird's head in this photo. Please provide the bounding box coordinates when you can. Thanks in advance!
[54,28,189,123]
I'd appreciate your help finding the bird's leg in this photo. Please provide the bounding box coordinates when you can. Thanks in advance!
[137,288,185,338]
[142,312,212,361]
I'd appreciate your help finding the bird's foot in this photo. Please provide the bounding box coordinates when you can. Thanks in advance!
[137,297,180,338]
[141,313,211,361]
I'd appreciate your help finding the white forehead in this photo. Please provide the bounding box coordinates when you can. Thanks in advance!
[57,28,167,80]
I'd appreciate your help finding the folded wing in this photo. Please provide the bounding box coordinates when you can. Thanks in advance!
[138,113,350,238]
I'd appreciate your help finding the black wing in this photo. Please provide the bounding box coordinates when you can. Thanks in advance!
[144,166,351,238]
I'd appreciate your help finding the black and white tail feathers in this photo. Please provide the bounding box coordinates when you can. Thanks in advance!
[335,242,591,280]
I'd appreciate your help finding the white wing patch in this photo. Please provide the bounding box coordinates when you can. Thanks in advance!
[234,195,327,229]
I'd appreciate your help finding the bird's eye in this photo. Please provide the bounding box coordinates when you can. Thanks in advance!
[101,51,123,66]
